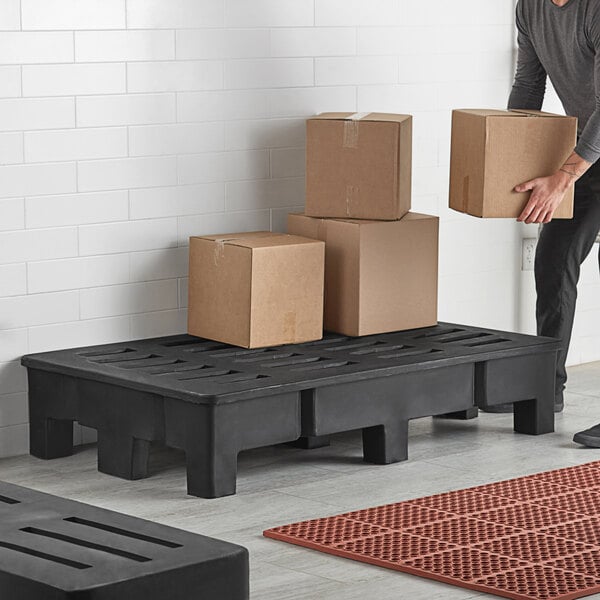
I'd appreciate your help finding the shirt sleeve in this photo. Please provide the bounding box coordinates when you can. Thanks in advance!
[507,1,547,111]
[573,7,600,163]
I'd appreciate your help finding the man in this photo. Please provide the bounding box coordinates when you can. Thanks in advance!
[491,0,600,445]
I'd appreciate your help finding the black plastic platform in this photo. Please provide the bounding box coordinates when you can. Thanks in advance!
[0,480,248,599]
[22,323,560,498]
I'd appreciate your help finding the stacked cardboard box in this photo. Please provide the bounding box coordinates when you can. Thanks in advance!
[289,112,439,337]
[188,232,325,348]
[187,111,440,347]
[288,213,438,337]
[449,109,577,219]
[305,113,412,220]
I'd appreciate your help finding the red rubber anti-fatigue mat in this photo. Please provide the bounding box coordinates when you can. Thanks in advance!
[264,461,600,600]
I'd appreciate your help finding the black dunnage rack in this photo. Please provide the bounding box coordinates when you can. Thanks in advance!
[22,323,560,498]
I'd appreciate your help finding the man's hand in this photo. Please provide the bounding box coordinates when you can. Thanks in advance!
[515,170,573,224]
[515,150,591,223]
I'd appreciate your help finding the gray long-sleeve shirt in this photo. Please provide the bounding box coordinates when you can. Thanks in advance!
[508,0,600,163]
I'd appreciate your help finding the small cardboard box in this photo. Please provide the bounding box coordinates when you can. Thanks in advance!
[287,212,438,337]
[188,231,325,348]
[449,109,577,219]
[305,112,412,220]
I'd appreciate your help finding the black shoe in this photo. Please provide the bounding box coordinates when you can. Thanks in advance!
[481,393,564,414]
[574,423,600,448]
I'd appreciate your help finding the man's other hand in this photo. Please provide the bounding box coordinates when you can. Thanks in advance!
[515,170,573,224]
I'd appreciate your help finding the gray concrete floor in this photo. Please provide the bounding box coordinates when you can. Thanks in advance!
[1,362,600,599]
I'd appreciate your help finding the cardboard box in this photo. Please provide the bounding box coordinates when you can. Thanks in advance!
[449,109,576,219]
[188,231,325,348]
[287,212,438,337]
[305,112,412,220]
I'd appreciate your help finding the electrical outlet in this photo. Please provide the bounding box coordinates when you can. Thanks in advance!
[522,238,536,271]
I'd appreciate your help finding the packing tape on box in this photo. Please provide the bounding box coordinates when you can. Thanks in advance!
[343,112,369,148]
[213,239,227,266]
[345,184,359,216]
[316,217,328,242]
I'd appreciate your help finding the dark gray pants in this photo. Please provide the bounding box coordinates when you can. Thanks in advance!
[535,162,600,396]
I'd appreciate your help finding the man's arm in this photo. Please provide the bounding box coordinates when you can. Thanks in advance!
[508,2,547,111]
[572,12,600,164]
[515,4,600,224]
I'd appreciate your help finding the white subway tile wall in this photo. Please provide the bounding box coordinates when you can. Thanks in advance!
[21,0,126,30]
[126,0,223,30]
[77,156,177,191]
[25,191,129,228]
[0,133,24,165]
[24,127,128,162]
[127,60,223,93]
[0,97,75,131]
[0,66,21,97]
[22,63,127,97]
[27,254,131,293]
[0,162,77,198]
[176,29,270,60]
[76,94,176,127]
[0,198,24,231]
[74,30,175,63]
[0,0,597,459]
[569,250,600,366]
[0,32,74,64]
[0,264,27,298]
[0,1,20,30]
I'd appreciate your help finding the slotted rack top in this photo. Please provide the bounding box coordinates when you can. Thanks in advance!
[0,481,246,594]
[21,323,560,405]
